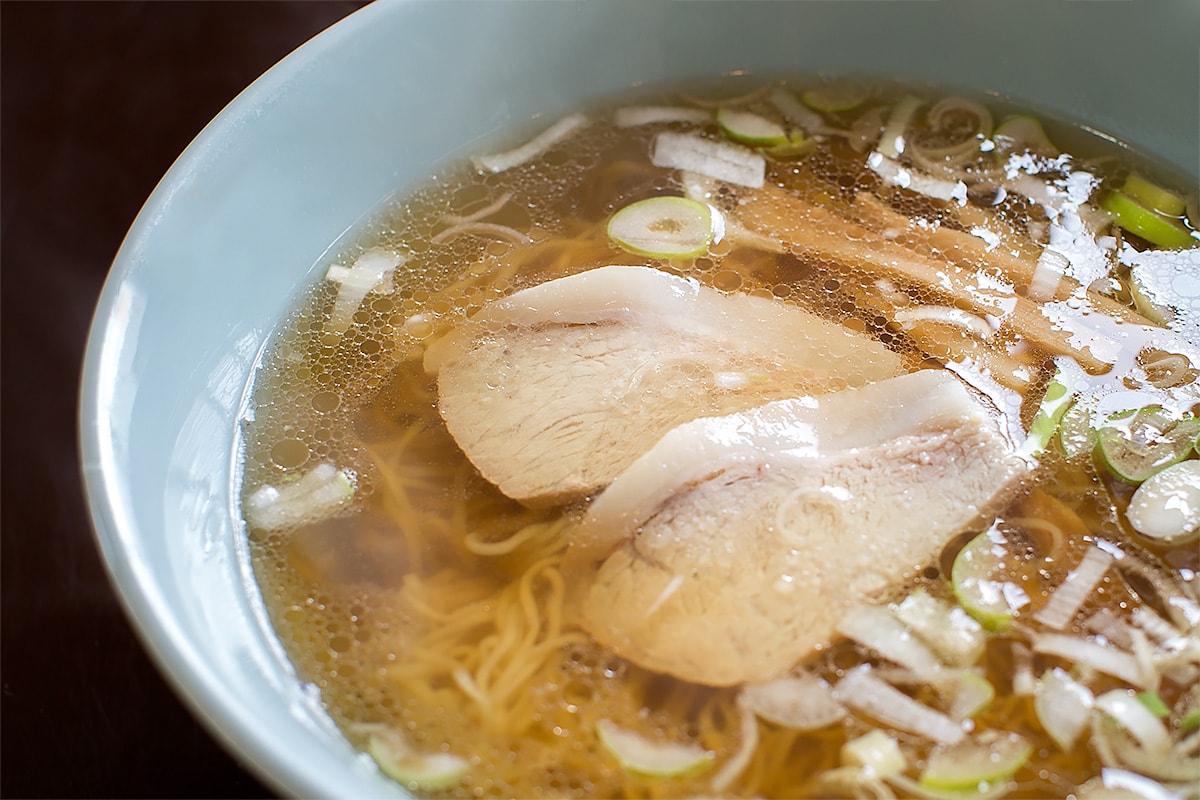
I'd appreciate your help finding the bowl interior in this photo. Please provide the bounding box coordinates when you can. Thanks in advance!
[80,1,1198,797]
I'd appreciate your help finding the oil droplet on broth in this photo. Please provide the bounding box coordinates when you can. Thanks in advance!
[271,438,310,469]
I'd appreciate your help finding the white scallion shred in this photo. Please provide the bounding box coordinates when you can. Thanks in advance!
[1012,641,1036,696]
[832,665,965,745]
[595,719,713,778]
[473,112,589,173]
[891,589,986,668]
[1034,546,1114,630]
[837,605,945,675]
[325,248,404,334]
[841,730,906,778]
[650,131,765,188]
[867,152,967,205]
[1035,667,1095,751]
[1031,632,1146,688]
[245,462,354,533]
[741,672,845,731]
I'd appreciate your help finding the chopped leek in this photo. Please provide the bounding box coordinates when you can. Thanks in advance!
[891,589,986,667]
[1122,174,1186,217]
[763,133,817,159]
[595,719,713,778]
[367,728,469,791]
[877,94,922,158]
[1125,460,1200,545]
[802,82,868,113]
[841,730,906,778]
[951,529,1020,631]
[1020,375,1075,459]
[1094,407,1199,484]
[473,112,588,173]
[832,665,965,745]
[919,730,1032,792]
[938,670,996,722]
[1100,191,1195,249]
[716,107,791,146]
[1095,690,1172,753]
[1136,692,1171,719]
[741,673,845,730]
[650,131,766,188]
[606,196,720,258]
[325,248,404,334]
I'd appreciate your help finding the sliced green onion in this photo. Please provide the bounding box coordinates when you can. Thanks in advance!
[763,133,817,159]
[993,115,1058,157]
[1181,708,1200,733]
[367,728,469,791]
[1058,396,1099,459]
[1100,191,1195,249]
[596,719,714,778]
[716,107,791,146]
[877,94,922,158]
[891,588,986,668]
[1020,375,1076,459]
[1128,274,1172,326]
[1095,690,1172,753]
[1136,692,1171,719]
[939,670,996,722]
[802,82,868,113]
[841,730,906,778]
[919,730,1032,792]
[606,196,720,258]
[1094,407,1199,484]
[951,529,1020,631]
[740,673,845,731]
[1125,460,1200,545]
[1122,174,1186,217]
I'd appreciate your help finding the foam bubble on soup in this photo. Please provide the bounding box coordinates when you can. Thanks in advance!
[238,76,1200,799]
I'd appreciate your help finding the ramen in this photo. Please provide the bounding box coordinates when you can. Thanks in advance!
[238,77,1200,799]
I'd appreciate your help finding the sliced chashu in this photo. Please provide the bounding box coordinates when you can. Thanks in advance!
[424,265,901,506]
[571,369,1027,686]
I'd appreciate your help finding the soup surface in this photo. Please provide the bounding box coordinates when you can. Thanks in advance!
[239,77,1200,799]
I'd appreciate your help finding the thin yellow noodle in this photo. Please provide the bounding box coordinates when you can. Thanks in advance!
[475,611,522,692]
[464,521,548,555]
[475,559,553,693]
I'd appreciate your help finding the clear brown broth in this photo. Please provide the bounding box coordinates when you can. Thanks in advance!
[240,77,1199,798]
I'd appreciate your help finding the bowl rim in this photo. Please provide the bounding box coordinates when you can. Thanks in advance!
[77,2,1199,797]
[77,3,389,797]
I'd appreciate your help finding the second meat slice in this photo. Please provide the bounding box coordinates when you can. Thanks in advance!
[424,265,903,506]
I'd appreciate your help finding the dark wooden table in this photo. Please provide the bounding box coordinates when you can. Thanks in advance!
[1,3,368,796]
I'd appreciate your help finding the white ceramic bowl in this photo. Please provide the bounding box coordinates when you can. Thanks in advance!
[80,1,1199,796]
